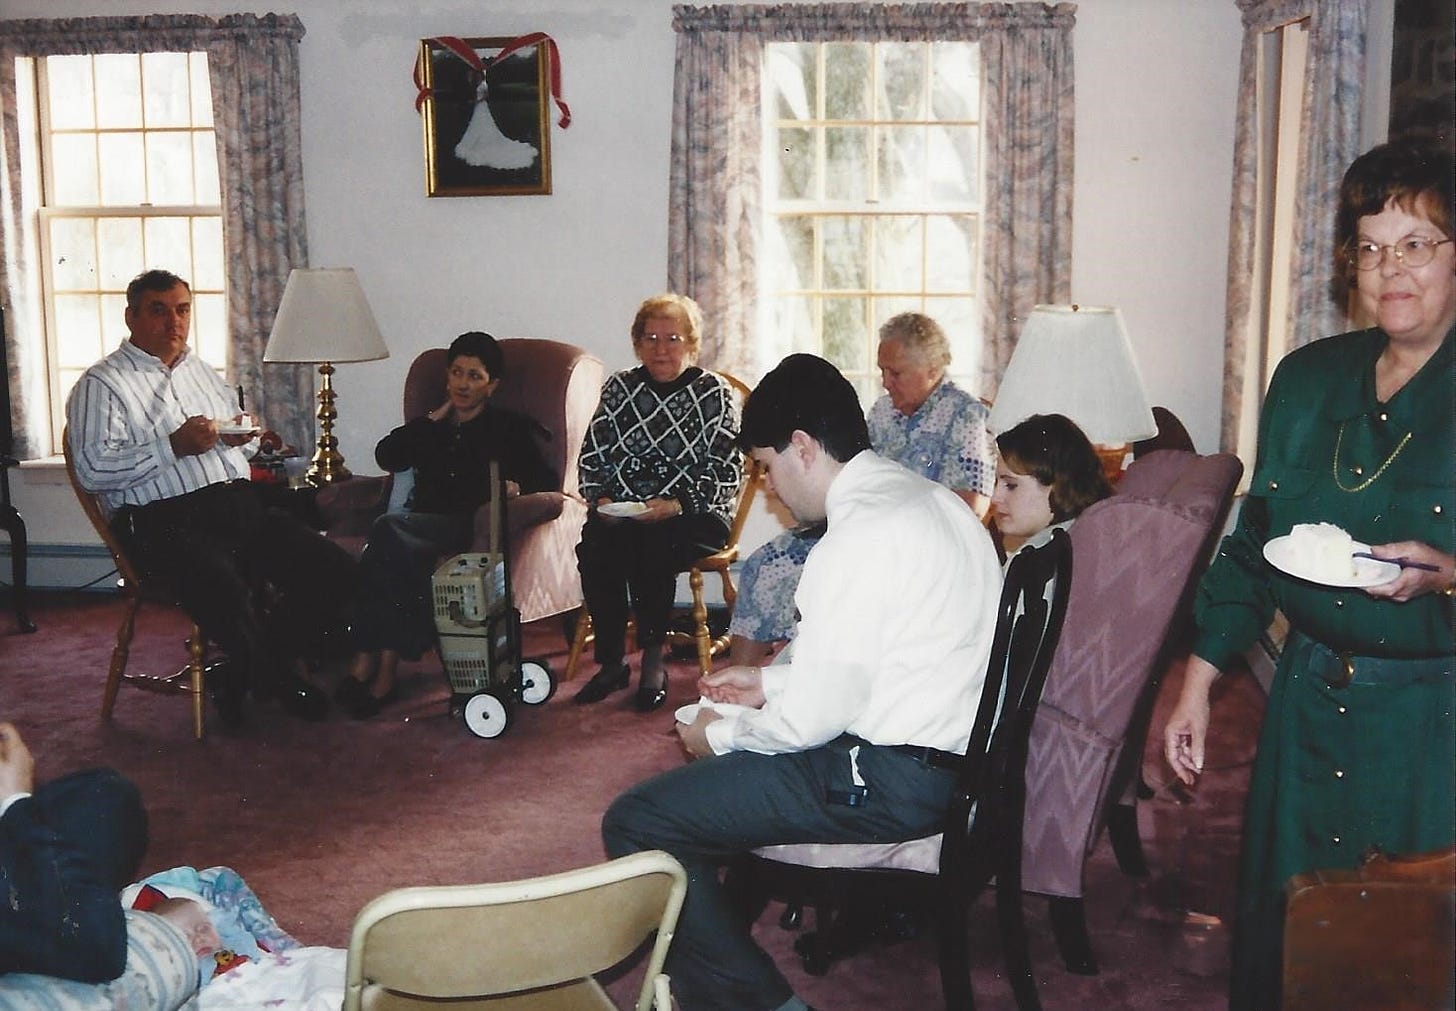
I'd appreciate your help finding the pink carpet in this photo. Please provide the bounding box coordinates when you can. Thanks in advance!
[0,592,1261,1010]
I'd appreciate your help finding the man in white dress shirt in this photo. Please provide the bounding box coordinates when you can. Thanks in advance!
[602,353,1001,1011]
[66,269,358,728]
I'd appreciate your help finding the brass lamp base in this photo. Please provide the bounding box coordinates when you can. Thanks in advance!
[307,361,352,485]
[1095,443,1132,484]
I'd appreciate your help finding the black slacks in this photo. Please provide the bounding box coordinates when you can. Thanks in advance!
[351,510,473,658]
[113,481,358,689]
[575,511,728,663]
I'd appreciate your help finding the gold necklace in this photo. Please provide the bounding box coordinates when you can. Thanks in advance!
[1331,421,1412,493]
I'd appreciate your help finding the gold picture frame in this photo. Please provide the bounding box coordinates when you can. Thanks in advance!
[419,36,552,197]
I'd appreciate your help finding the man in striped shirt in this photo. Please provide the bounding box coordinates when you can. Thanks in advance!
[66,269,358,730]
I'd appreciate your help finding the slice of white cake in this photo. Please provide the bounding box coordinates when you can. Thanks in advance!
[1287,522,1355,582]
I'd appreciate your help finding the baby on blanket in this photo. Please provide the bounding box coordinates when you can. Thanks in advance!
[124,866,345,1010]
[124,866,295,989]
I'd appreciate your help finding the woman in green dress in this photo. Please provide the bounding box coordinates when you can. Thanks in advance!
[1163,138,1455,1010]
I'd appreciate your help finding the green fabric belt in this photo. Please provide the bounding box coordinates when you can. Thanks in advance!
[1292,630,1453,689]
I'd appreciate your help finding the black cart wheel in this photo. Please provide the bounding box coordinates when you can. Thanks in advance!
[519,660,555,705]
[463,690,511,739]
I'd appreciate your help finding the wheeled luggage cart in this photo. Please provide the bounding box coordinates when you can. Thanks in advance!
[431,463,555,738]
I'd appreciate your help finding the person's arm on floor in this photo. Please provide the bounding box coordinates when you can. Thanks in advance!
[0,724,130,983]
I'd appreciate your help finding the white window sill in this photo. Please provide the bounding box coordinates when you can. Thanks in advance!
[15,456,68,485]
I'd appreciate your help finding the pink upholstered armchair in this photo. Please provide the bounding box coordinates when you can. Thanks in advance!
[316,338,603,624]
[1019,448,1242,974]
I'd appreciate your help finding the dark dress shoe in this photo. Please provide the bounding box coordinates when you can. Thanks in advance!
[573,662,630,705]
[634,683,667,712]
[346,685,399,720]
[205,660,247,731]
[333,676,370,708]
[258,675,329,721]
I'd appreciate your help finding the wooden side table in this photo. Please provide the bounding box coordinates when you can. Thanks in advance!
[252,478,325,531]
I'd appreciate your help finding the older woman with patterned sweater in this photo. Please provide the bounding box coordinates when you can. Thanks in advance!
[573,294,742,712]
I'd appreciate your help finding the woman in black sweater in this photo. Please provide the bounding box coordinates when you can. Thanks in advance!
[336,331,556,718]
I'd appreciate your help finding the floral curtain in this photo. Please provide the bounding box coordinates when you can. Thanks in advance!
[0,14,313,458]
[669,2,1075,390]
[1221,0,1367,456]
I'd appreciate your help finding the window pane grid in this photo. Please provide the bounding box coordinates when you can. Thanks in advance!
[763,40,982,404]
[34,52,225,453]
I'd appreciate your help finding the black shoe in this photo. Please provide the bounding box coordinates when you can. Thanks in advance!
[573,662,630,705]
[205,660,246,731]
[347,685,399,720]
[333,676,370,708]
[634,683,667,712]
[257,674,328,721]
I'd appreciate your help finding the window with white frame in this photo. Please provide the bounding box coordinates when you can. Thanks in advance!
[760,40,982,405]
[23,50,226,454]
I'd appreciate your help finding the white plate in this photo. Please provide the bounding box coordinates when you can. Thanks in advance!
[597,501,649,518]
[216,424,260,436]
[1263,535,1401,588]
[674,700,753,725]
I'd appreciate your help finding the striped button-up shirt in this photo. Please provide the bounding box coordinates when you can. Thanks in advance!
[66,340,252,514]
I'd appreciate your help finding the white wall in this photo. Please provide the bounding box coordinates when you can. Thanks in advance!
[1070,0,1239,446]
[5,0,1242,588]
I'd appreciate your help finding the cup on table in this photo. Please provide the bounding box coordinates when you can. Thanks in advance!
[283,457,312,489]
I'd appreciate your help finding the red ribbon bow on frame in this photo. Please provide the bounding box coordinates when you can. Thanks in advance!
[413,32,571,129]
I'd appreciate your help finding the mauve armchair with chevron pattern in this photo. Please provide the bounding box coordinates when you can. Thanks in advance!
[1019,447,1243,976]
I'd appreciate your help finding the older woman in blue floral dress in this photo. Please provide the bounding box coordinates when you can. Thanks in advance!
[727,311,995,665]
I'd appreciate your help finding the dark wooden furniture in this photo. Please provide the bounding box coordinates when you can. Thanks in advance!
[731,529,1074,1011]
[0,305,35,633]
[0,454,33,633]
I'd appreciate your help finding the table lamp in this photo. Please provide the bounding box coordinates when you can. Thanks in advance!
[263,267,389,484]
[987,304,1157,480]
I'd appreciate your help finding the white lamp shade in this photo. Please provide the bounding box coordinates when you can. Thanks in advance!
[987,304,1157,445]
[264,268,389,364]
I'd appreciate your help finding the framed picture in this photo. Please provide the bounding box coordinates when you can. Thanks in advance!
[419,36,552,197]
